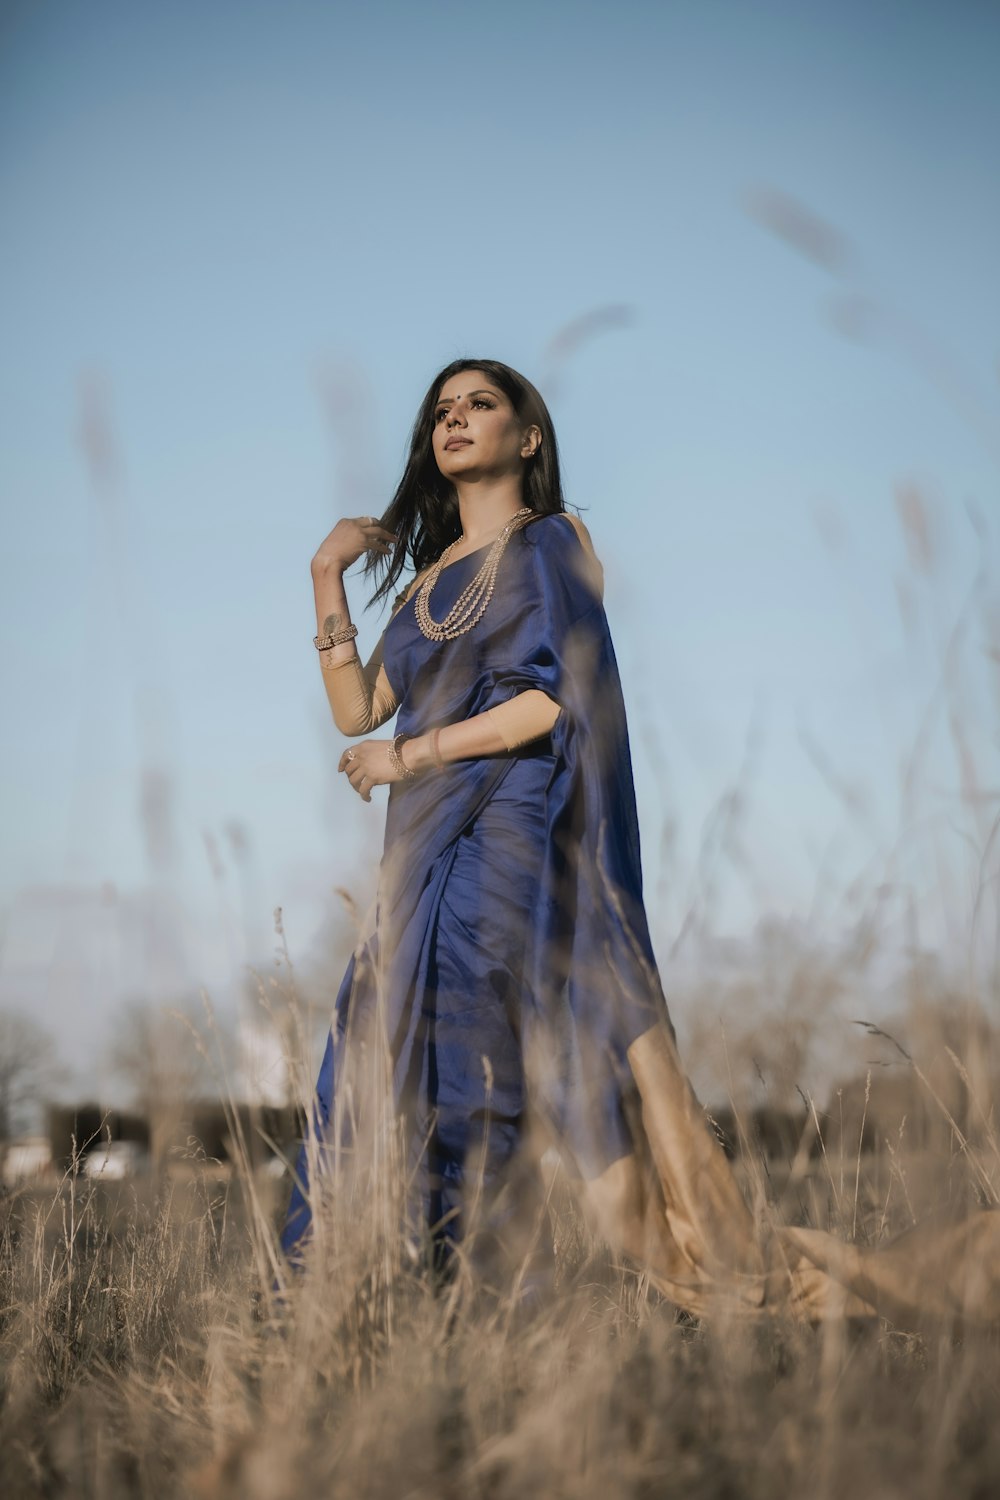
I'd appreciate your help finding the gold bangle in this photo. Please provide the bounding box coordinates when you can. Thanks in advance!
[388,731,416,780]
[314,623,358,650]
[430,727,445,770]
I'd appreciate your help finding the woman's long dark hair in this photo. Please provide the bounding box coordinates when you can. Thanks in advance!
[363,357,565,608]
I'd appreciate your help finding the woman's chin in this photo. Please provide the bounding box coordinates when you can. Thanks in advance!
[440,449,478,471]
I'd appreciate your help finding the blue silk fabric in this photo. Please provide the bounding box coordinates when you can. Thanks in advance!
[280,513,675,1261]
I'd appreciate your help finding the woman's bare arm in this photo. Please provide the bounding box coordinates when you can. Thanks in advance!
[401,689,561,773]
[318,617,402,735]
[311,515,401,733]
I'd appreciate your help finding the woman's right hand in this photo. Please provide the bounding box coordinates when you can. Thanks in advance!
[311,515,398,573]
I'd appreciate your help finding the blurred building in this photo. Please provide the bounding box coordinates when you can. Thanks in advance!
[45,1099,300,1177]
[1,1135,52,1186]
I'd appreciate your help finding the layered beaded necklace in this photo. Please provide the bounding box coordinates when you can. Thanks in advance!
[414,505,534,642]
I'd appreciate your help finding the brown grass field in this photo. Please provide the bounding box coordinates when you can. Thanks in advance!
[3,996,1000,1500]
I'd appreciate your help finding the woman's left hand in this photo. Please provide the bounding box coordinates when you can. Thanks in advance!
[338,739,405,802]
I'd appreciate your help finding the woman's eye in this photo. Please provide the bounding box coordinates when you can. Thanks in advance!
[434,398,495,422]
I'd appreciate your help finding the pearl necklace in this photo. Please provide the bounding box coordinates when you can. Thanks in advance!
[414,506,534,642]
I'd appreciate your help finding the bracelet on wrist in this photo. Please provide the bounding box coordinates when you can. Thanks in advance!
[388,731,417,780]
[314,623,358,650]
[430,727,445,770]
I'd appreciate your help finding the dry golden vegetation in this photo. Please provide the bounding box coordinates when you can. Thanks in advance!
[3,957,1000,1500]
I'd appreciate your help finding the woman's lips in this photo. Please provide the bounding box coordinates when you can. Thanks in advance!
[445,438,472,450]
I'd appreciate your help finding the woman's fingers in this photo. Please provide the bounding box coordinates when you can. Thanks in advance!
[359,517,397,547]
[339,738,392,801]
[339,752,376,801]
[312,517,394,569]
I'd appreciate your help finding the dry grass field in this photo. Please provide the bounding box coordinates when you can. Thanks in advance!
[3,995,1000,1500]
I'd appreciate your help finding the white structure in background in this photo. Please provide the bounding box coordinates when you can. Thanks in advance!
[236,1014,289,1109]
[2,1136,52,1186]
[81,1139,148,1179]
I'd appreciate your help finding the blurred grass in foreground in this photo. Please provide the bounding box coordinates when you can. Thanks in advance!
[3,967,1000,1500]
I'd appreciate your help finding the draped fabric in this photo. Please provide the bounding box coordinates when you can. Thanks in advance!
[280,511,1000,1329]
[281,511,663,1265]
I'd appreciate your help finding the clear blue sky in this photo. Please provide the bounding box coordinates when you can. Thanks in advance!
[1,0,997,1095]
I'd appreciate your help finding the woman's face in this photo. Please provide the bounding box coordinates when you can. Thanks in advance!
[430,369,539,479]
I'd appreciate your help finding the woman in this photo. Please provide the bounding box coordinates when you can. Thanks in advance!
[279,357,1000,1328]
[281,354,691,1285]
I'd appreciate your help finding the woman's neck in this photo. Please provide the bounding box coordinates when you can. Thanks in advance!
[454,481,528,546]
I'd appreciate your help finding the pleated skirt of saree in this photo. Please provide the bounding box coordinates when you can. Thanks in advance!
[409,741,556,1277]
[281,741,558,1287]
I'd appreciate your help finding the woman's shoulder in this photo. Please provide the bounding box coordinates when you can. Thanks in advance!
[524,509,593,548]
[523,510,604,598]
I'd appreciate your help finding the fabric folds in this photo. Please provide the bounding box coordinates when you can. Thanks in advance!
[280,511,1000,1333]
[282,512,668,1264]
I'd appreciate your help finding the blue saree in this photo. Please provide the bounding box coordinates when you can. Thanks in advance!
[280,509,1000,1325]
[280,512,675,1269]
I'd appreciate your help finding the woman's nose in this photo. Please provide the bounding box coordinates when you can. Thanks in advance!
[446,404,467,428]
